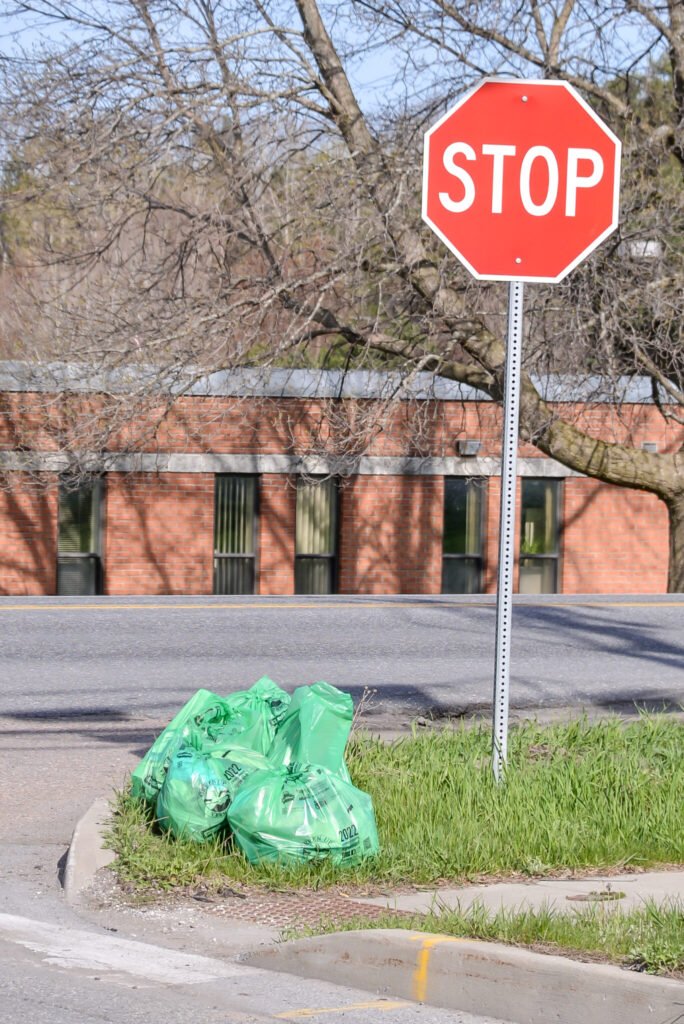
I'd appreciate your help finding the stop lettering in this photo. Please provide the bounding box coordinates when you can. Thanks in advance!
[422,80,621,282]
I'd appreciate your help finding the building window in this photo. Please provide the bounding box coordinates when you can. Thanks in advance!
[295,477,338,594]
[519,478,561,594]
[214,475,257,595]
[442,477,485,594]
[57,478,103,596]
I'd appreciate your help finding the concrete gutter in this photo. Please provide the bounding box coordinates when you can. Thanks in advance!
[248,929,684,1024]
[63,797,116,904]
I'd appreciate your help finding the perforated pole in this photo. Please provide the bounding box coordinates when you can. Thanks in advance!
[492,280,524,782]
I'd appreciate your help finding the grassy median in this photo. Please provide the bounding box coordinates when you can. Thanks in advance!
[108,715,684,891]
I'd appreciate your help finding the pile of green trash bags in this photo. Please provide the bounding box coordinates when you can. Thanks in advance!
[130,677,379,867]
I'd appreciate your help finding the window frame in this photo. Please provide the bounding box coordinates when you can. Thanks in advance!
[56,476,104,596]
[213,474,259,595]
[518,477,562,594]
[294,476,339,595]
[441,476,486,595]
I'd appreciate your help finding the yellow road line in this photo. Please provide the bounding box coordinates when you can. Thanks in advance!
[573,601,684,607]
[275,1000,408,1018]
[0,600,680,612]
[411,933,464,1003]
[0,598,485,606]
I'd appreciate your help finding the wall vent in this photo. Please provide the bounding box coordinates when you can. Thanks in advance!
[456,439,482,457]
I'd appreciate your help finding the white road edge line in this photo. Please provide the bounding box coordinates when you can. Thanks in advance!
[0,913,258,986]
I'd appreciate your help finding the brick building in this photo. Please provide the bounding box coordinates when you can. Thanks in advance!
[0,363,679,596]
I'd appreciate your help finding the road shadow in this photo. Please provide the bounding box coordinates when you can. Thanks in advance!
[511,603,684,670]
[397,600,684,686]
[7,706,130,721]
[1,706,162,757]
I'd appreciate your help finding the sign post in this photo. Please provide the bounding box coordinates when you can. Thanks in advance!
[422,78,621,779]
[492,280,523,780]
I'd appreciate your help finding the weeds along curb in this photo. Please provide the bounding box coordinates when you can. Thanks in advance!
[246,929,684,1024]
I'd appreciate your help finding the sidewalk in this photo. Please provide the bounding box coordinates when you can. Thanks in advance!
[354,868,684,916]
[66,797,684,1024]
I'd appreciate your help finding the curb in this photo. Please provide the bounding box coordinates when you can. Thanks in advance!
[63,797,116,904]
[247,929,684,1024]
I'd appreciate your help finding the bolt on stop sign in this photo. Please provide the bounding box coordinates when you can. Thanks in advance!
[422,79,621,281]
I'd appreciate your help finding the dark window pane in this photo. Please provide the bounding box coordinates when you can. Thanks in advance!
[520,479,559,555]
[57,555,99,596]
[213,476,256,594]
[58,484,96,553]
[442,556,482,594]
[57,481,102,596]
[442,478,484,595]
[295,478,338,595]
[295,557,334,595]
[213,556,255,596]
[296,478,337,555]
[519,557,558,595]
[214,476,256,555]
[443,478,483,555]
[519,480,560,594]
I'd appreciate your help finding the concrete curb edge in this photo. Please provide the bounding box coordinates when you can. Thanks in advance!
[64,797,116,904]
[247,928,684,1024]
[65,800,684,1023]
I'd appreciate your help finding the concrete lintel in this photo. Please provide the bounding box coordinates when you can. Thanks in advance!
[0,451,583,478]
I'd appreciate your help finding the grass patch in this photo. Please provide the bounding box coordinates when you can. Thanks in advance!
[107,716,684,892]
[286,899,684,977]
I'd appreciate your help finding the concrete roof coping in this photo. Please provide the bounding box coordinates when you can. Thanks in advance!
[0,359,667,404]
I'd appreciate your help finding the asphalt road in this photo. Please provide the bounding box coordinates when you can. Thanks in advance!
[1,594,683,726]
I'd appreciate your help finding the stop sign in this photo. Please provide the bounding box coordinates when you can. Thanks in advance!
[422,79,621,282]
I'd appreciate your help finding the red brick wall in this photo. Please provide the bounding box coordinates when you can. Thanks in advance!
[0,475,57,594]
[562,479,669,593]
[338,476,443,594]
[0,470,673,596]
[1,390,682,458]
[0,389,680,596]
[258,474,296,595]
[482,475,501,594]
[104,473,214,595]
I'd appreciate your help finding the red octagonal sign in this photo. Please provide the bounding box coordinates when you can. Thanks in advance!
[422,79,621,282]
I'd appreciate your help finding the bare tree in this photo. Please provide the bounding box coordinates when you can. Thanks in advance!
[0,0,683,586]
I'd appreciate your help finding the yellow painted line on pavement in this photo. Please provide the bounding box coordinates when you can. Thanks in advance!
[573,601,684,607]
[0,598,481,606]
[275,1000,409,1018]
[0,600,680,613]
[411,933,464,1003]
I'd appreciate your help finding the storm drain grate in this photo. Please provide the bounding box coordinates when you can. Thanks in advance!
[197,889,405,929]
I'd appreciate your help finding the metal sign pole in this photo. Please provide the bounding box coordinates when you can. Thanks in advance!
[492,280,524,782]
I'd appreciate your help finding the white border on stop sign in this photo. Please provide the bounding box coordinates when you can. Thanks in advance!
[421,77,622,283]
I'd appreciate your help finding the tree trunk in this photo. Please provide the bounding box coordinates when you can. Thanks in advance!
[665,494,684,593]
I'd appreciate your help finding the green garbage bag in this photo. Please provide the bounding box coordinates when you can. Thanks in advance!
[131,688,227,804]
[156,741,272,842]
[268,681,353,780]
[227,763,380,866]
[131,677,290,803]
[205,676,291,755]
